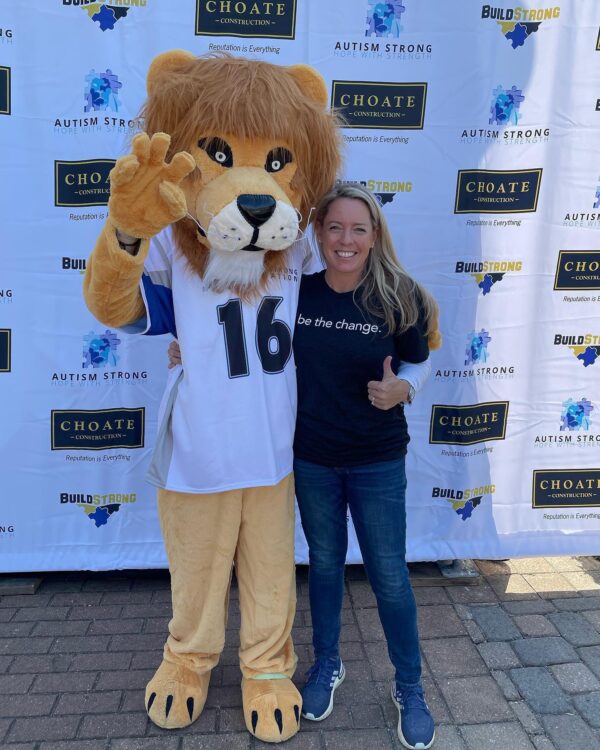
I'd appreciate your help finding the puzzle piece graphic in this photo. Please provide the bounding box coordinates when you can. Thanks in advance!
[366,1,405,37]
[473,273,505,296]
[577,346,600,367]
[84,69,122,112]
[83,504,121,528]
[489,85,525,126]
[505,23,528,48]
[89,4,129,31]
[560,397,593,431]
[83,330,121,369]
[455,497,482,521]
[465,329,492,365]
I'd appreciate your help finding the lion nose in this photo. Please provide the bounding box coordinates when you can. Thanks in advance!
[237,194,276,227]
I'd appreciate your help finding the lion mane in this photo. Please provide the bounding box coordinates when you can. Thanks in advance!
[141,53,342,294]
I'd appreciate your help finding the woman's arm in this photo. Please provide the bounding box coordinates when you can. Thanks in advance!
[167,340,182,368]
[367,355,431,411]
[396,356,431,403]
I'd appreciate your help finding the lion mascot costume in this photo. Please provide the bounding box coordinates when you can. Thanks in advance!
[83,51,341,742]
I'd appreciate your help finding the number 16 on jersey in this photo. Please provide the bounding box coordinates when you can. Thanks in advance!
[217,296,293,378]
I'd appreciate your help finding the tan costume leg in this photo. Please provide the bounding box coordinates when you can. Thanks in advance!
[145,486,242,729]
[237,474,302,742]
[145,476,300,742]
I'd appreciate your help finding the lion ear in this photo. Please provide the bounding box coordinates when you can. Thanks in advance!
[147,50,195,96]
[287,64,328,108]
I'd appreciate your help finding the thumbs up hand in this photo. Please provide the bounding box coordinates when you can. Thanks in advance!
[367,356,412,410]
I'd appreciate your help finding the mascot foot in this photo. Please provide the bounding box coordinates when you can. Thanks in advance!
[145,660,210,729]
[242,677,301,743]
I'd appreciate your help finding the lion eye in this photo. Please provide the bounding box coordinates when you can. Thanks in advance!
[198,137,233,168]
[265,147,292,173]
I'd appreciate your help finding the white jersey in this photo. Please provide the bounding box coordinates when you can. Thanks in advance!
[126,228,311,494]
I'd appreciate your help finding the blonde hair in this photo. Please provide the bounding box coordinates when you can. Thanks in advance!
[313,183,441,348]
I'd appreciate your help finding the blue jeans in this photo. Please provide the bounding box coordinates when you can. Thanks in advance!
[294,456,421,687]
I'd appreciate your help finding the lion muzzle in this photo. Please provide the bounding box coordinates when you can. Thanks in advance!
[206,197,299,254]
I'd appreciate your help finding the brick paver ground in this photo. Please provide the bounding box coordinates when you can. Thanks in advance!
[0,557,599,749]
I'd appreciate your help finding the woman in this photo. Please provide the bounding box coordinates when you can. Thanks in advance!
[169,183,440,749]
[293,183,439,750]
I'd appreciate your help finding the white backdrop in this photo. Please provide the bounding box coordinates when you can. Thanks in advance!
[1,0,600,571]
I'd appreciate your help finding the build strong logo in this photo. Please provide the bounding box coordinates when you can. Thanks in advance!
[432,484,495,521]
[481,4,560,49]
[553,334,600,368]
[63,0,146,32]
[60,491,137,527]
[453,259,524,296]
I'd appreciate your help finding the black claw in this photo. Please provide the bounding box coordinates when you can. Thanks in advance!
[165,694,174,718]
[274,708,283,734]
[294,704,300,723]
[251,710,259,733]
[147,692,156,712]
[187,696,194,721]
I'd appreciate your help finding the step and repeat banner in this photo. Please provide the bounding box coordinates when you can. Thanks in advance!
[1,1,599,571]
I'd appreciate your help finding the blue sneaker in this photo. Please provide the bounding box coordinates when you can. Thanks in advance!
[391,682,435,749]
[301,657,345,721]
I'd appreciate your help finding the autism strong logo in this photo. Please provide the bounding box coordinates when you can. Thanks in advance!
[84,69,122,112]
[366,1,406,37]
[560,398,593,432]
[489,85,524,126]
[594,178,600,210]
[65,1,144,32]
[481,5,560,49]
[465,329,491,365]
[83,330,120,368]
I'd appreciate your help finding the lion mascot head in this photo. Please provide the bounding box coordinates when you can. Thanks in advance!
[141,51,342,295]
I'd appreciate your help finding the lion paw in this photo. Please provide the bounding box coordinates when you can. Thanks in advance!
[242,677,301,743]
[145,659,210,729]
[108,132,195,240]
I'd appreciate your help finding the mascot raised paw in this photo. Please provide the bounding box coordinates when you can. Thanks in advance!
[83,51,341,743]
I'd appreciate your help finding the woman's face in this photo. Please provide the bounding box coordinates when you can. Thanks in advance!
[316,197,377,284]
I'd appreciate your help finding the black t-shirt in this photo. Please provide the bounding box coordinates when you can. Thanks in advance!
[293,271,429,466]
